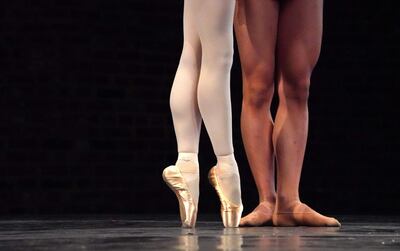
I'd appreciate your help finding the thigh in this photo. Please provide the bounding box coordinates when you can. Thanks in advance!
[234,0,279,80]
[276,0,323,81]
[195,0,236,53]
[182,0,201,57]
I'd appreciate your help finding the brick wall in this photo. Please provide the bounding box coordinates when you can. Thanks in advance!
[0,0,398,214]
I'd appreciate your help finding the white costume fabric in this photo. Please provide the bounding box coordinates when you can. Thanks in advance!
[169,0,241,207]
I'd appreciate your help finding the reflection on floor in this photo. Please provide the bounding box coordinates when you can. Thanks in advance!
[0,215,399,250]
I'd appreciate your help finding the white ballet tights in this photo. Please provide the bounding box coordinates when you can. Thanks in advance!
[170,0,241,205]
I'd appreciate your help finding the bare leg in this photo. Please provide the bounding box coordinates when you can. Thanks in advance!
[234,0,279,226]
[272,0,340,227]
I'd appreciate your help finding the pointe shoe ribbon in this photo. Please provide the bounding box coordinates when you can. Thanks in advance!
[162,165,198,228]
[208,166,243,228]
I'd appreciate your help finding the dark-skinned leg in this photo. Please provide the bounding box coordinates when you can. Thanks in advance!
[234,0,279,227]
[272,0,340,227]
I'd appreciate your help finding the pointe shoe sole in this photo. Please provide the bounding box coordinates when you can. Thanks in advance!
[208,167,243,228]
[162,166,197,228]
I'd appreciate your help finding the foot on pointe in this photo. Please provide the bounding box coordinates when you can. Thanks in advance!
[273,202,341,227]
[239,202,274,227]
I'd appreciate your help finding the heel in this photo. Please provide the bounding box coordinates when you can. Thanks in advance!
[208,167,243,228]
[162,166,198,228]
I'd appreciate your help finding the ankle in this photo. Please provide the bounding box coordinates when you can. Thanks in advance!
[216,153,239,175]
[276,194,301,212]
[176,152,199,174]
[176,152,199,166]
[259,194,276,206]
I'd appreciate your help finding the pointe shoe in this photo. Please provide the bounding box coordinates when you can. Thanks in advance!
[208,166,243,228]
[162,165,198,228]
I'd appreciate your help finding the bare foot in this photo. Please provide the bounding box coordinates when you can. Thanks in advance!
[239,202,274,227]
[273,202,341,227]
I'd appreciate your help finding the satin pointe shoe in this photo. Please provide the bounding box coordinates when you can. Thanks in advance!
[162,164,198,228]
[208,166,243,228]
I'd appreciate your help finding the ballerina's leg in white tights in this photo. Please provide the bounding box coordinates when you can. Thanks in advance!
[162,0,242,228]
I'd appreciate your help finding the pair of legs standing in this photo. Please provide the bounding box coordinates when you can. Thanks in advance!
[164,0,242,228]
[235,0,340,226]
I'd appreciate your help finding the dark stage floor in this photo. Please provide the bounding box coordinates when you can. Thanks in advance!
[0,215,399,250]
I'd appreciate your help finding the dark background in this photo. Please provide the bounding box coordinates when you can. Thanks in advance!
[0,0,398,215]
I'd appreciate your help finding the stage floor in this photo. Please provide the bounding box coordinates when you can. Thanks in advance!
[0,215,399,250]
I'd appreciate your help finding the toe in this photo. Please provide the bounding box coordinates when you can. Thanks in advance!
[327,217,341,227]
[239,217,249,227]
[333,218,341,227]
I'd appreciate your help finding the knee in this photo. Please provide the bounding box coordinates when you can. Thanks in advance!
[206,46,234,70]
[243,69,275,109]
[179,43,201,69]
[281,76,311,103]
[279,58,317,103]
